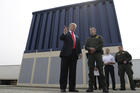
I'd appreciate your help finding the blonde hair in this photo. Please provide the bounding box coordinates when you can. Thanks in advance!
[69,23,77,28]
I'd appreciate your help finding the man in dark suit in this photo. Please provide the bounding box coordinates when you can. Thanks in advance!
[59,23,82,92]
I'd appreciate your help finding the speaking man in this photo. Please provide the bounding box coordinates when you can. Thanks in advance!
[59,23,82,92]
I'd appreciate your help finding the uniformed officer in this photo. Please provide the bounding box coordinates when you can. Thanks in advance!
[85,27,108,93]
[103,48,116,90]
[115,46,135,90]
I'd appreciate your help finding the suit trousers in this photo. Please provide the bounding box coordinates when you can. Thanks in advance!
[60,49,77,90]
[104,65,116,89]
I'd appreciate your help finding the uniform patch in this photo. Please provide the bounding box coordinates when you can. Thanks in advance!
[96,36,99,39]
[122,52,125,54]
[117,53,120,56]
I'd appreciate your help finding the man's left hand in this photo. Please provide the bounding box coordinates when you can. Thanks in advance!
[123,60,127,64]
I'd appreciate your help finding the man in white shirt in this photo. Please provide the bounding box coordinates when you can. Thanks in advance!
[103,48,116,90]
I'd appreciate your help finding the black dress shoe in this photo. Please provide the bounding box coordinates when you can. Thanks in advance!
[113,88,117,90]
[131,88,136,91]
[103,89,109,93]
[94,87,97,90]
[69,89,79,92]
[86,88,93,92]
[119,88,126,90]
[61,89,66,92]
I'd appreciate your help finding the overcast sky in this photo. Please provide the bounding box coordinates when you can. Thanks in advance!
[0,0,140,65]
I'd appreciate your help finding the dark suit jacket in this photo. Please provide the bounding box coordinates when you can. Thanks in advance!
[60,32,82,59]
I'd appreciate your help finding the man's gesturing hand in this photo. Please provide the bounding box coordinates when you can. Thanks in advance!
[64,26,68,35]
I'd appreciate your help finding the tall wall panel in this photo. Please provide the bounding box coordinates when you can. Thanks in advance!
[25,0,122,53]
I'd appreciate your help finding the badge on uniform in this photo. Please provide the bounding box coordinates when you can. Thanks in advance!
[96,36,99,39]
[117,53,120,56]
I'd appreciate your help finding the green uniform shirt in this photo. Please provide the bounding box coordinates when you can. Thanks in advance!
[115,51,132,64]
[85,34,104,53]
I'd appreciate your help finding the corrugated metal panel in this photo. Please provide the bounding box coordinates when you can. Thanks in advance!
[25,0,122,53]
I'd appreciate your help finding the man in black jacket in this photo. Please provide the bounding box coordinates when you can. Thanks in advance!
[59,23,82,92]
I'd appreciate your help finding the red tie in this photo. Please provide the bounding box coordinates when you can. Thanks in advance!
[72,32,75,49]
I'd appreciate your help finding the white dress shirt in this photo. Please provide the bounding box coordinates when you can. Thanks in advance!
[103,54,115,65]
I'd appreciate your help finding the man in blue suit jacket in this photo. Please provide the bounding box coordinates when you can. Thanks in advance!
[59,23,82,92]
